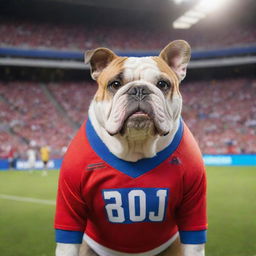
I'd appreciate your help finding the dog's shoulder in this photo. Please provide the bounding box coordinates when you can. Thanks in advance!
[175,121,205,177]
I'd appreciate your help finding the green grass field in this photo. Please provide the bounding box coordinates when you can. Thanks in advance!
[0,166,255,256]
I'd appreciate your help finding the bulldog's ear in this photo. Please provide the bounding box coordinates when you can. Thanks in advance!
[159,40,191,82]
[85,48,117,80]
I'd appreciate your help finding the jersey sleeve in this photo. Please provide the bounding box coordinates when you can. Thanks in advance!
[54,126,88,244]
[176,161,207,244]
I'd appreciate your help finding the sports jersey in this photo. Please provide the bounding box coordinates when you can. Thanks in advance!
[54,119,207,255]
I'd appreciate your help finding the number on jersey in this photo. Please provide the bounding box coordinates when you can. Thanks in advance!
[102,188,169,224]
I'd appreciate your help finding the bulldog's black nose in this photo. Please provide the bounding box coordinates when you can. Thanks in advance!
[127,86,151,101]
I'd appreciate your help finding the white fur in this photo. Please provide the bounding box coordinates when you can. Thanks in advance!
[56,243,80,256]
[123,57,161,81]
[182,244,205,256]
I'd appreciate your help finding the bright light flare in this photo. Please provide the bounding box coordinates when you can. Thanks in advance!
[196,0,230,13]
[172,0,234,29]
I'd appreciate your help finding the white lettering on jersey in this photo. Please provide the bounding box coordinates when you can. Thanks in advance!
[103,188,169,223]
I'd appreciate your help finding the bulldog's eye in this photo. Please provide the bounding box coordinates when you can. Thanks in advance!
[108,80,122,91]
[156,80,170,91]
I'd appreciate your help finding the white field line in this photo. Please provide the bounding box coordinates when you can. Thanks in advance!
[0,194,55,205]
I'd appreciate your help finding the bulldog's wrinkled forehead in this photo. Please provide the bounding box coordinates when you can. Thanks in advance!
[123,57,162,81]
[123,57,179,85]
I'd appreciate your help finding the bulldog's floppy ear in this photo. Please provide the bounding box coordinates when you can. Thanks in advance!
[159,40,191,82]
[85,48,117,80]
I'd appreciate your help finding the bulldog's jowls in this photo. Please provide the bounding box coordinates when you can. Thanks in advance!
[55,40,207,256]
[86,40,190,162]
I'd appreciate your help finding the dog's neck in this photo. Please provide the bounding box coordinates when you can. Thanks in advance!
[89,108,180,162]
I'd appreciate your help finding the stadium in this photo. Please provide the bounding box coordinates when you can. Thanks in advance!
[0,0,255,255]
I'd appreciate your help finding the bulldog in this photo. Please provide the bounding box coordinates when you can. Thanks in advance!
[55,40,207,256]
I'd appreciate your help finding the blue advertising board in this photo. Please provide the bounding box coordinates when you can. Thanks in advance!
[0,155,256,170]
[0,159,63,171]
[203,154,256,166]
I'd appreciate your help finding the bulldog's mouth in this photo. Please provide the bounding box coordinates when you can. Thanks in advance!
[127,111,150,120]
[120,111,154,134]
[107,107,169,137]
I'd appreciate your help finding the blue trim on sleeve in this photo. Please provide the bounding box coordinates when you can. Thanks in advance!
[55,229,84,244]
[85,118,184,178]
[179,230,207,244]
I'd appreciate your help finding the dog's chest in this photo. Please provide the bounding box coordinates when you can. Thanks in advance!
[83,160,183,225]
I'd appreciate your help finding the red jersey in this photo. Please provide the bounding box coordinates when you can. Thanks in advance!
[55,119,207,255]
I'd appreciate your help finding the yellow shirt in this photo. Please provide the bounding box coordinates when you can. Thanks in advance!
[40,146,50,162]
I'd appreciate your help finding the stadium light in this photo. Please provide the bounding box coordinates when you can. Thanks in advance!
[173,22,191,29]
[172,0,191,4]
[172,0,233,29]
[178,15,199,24]
[185,10,206,19]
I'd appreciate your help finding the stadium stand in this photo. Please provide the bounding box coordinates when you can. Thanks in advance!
[48,81,96,124]
[0,79,255,159]
[181,79,256,154]
[0,82,75,158]
[0,17,255,51]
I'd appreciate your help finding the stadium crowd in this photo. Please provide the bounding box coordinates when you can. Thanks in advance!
[181,79,256,154]
[0,78,255,160]
[0,82,74,159]
[48,82,96,124]
[0,17,255,51]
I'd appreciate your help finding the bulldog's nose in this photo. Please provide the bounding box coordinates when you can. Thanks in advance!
[128,86,151,101]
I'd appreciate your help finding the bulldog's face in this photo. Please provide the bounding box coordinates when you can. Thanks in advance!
[85,40,191,141]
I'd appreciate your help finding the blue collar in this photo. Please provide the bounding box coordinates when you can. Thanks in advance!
[86,119,183,178]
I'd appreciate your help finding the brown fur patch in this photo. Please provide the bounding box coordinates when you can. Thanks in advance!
[153,57,181,98]
[95,57,128,101]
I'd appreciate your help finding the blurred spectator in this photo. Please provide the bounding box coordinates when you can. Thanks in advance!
[40,145,50,176]
[6,145,18,169]
[27,141,37,171]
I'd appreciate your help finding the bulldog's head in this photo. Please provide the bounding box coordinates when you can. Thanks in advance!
[85,40,191,161]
